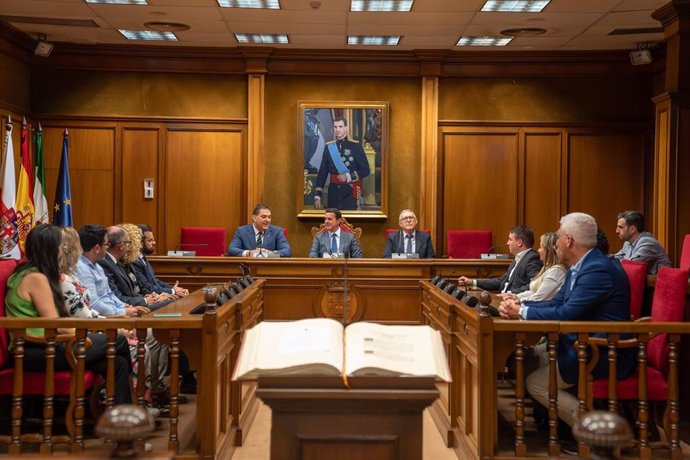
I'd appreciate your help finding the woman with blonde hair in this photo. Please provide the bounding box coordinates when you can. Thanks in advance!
[59,226,100,318]
[500,232,566,303]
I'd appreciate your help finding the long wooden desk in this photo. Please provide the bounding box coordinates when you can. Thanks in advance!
[150,257,511,324]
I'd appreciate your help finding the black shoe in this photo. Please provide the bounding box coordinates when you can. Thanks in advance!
[560,437,578,456]
[180,374,197,394]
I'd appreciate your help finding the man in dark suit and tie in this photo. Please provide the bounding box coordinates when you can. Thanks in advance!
[383,209,435,258]
[498,212,635,448]
[458,225,542,294]
[133,224,189,298]
[309,208,363,258]
[228,204,292,257]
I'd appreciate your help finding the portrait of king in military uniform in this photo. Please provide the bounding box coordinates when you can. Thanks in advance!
[301,104,387,217]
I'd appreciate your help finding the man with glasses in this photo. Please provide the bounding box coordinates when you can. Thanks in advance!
[75,224,138,317]
[383,209,435,258]
[498,212,635,453]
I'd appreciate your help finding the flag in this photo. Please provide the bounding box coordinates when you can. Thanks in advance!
[32,123,49,225]
[53,129,73,226]
[0,116,20,259]
[15,117,34,254]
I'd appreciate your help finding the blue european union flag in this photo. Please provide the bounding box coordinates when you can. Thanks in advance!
[53,129,72,226]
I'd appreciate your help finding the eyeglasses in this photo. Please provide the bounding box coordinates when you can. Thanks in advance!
[120,240,132,246]
[101,242,111,248]
[400,216,416,221]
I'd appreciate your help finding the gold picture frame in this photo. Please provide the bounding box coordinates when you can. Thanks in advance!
[298,101,389,220]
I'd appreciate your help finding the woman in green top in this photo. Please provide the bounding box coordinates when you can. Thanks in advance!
[6,224,133,405]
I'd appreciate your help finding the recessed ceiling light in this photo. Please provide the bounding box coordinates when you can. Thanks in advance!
[119,30,178,41]
[85,0,148,4]
[481,0,549,13]
[234,33,288,44]
[351,0,413,12]
[348,35,401,45]
[218,0,280,8]
[456,36,512,46]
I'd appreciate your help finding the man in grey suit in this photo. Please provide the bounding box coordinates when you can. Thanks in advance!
[309,208,363,258]
[457,225,542,294]
[614,210,671,275]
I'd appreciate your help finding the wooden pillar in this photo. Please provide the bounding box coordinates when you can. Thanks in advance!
[651,1,690,262]
[418,56,442,243]
[244,50,271,215]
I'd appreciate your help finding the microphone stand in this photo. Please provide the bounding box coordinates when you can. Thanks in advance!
[342,251,349,326]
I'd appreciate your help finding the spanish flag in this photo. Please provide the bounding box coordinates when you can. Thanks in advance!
[15,117,34,254]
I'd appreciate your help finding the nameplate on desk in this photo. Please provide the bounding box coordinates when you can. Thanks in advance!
[253,250,280,258]
[322,252,345,259]
[480,253,510,260]
[391,253,420,259]
[167,250,196,257]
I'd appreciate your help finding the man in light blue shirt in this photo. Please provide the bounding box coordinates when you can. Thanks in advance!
[76,224,137,318]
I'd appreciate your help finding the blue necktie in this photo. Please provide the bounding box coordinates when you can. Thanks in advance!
[331,233,338,253]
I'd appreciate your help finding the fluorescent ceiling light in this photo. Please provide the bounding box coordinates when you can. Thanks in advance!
[85,0,148,4]
[348,35,401,45]
[481,0,549,13]
[218,0,280,8]
[456,36,512,46]
[119,30,178,41]
[351,0,413,12]
[234,33,288,44]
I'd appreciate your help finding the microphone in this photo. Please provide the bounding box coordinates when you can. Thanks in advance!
[461,292,479,307]
[342,250,349,326]
[480,244,510,260]
[239,263,251,276]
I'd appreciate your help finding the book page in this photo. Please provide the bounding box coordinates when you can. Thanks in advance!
[233,318,344,379]
[344,322,451,381]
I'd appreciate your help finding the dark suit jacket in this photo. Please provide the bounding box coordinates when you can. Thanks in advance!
[309,231,363,258]
[132,256,173,295]
[98,254,147,306]
[476,249,542,293]
[524,249,636,384]
[383,230,435,258]
[227,224,292,257]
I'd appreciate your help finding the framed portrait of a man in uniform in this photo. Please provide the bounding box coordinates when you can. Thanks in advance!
[298,101,388,220]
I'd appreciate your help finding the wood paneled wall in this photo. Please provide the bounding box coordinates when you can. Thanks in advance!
[439,124,648,255]
[36,119,247,253]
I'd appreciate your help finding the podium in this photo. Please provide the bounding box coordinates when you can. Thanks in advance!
[256,376,439,460]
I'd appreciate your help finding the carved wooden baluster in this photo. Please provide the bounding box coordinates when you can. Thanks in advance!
[576,333,590,457]
[72,329,88,453]
[10,330,25,455]
[636,334,650,456]
[41,329,57,454]
[105,329,118,409]
[168,330,181,452]
[513,332,526,457]
[136,328,147,408]
[668,334,680,458]
[606,333,619,413]
[547,332,559,457]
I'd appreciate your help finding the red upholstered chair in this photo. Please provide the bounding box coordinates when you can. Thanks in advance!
[180,226,227,256]
[590,266,689,446]
[620,259,648,320]
[679,234,690,272]
[0,259,98,444]
[447,230,492,259]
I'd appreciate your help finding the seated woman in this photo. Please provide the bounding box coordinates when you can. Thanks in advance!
[6,224,133,405]
[500,232,566,303]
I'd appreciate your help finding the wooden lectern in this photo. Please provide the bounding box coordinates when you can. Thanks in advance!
[256,376,439,460]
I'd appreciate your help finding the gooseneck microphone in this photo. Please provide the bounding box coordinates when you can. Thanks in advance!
[486,244,508,254]
[342,250,349,326]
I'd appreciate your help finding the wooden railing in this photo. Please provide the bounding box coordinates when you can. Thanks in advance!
[421,280,690,460]
[0,280,264,458]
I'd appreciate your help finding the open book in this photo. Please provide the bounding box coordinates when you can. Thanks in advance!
[232,318,451,382]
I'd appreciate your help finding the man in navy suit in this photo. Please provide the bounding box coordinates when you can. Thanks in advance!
[458,225,543,294]
[133,224,189,298]
[383,209,435,258]
[499,212,635,433]
[309,208,363,258]
[228,204,292,257]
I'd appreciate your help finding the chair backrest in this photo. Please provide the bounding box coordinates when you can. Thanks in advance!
[647,266,689,375]
[620,259,648,320]
[680,234,690,272]
[311,217,362,241]
[0,259,18,369]
[447,230,492,259]
[384,229,430,240]
[282,227,288,238]
[180,227,227,256]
